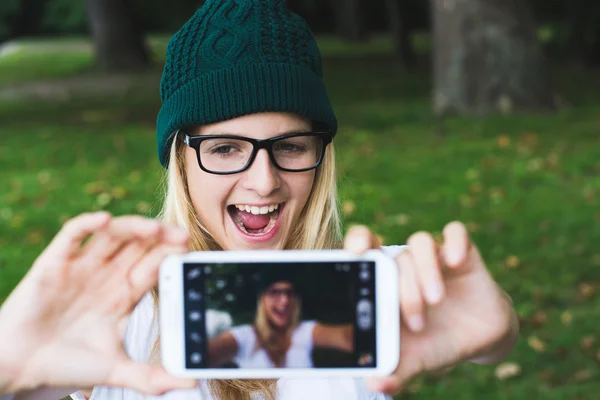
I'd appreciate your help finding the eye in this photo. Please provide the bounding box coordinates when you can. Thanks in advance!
[274,140,309,153]
[210,144,237,155]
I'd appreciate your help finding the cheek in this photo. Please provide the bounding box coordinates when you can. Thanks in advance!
[186,163,231,224]
[286,172,315,206]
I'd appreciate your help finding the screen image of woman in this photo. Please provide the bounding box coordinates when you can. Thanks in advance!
[206,269,354,369]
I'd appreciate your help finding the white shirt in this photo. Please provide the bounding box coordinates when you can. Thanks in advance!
[230,321,317,368]
[2,245,405,400]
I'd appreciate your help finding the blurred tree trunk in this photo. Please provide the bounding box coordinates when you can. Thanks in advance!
[385,0,415,70]
[84,0,149,72]
[332,0,368,41]
[566,0,588,65]
[431,0,555,116]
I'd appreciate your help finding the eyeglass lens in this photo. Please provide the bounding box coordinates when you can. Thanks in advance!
[198,135,324,173]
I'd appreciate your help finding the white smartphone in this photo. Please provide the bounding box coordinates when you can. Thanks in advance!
[158,249,400,379]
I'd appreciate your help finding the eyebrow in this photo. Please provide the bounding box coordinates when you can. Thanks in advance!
[201,127,312,136]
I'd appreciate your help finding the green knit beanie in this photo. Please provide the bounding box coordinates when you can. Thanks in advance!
[156,0,338,168]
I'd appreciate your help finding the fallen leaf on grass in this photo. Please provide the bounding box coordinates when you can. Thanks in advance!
[538,219,551,232]
[578,283,597,299]
[405,380,422,394]
[583,187,596,203]
[570,244,586,256]
[561,311,573,325]
[27,230,43,245]
[459,194,475,207]
[96,193,113,207]
[546,152,560,168]
[342,200,356,216]
[469,182,482,193]
[495,362,521,380]
[554,347,568,360]
[10,215,24,229]
[467,222,480,232]
[538,369,554,382]
[505,255,520,268]
[84,181,106,195]
[531,311,547,327]
[572,370,595,383]
[394,214,410,225]
[580,335,596,350]
[113,136,126,153]
[527,158,543,172]
[129,171,142,183]
[37,171,51,185]
[111,186,128,200]
[528,336,546,352]
[497,135,510,148]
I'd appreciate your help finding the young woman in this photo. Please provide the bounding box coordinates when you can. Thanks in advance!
[208,273,354,369]
[6,0,519,399]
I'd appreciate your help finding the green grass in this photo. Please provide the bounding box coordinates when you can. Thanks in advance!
[1,36,600,399]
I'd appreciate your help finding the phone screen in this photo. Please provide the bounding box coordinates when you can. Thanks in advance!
[182,261,377,369]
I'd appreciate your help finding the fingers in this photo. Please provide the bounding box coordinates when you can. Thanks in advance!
[396,250,424,332]
[344,225,382,255]
[77,216,163,268]
[127,243,188,305]
[406,232,444,305]
[442,221,470,267]
[366,375,405,397]
[109,358,197,396]
[41,212,111,264]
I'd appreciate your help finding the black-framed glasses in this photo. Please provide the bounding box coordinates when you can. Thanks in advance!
[181,130,333,175]
[265,287,296,299]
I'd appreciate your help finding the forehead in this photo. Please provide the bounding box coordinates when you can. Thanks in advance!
[196,112,311,139]
[268,281,294,290]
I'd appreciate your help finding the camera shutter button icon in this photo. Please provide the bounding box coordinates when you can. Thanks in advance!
[356,299,373,330]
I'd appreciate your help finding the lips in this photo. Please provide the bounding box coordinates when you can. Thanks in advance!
[227,202,285,241]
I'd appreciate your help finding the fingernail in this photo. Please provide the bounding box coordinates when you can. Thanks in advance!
[426,282,444,304]
[408,315,424,331]
[347,236,368,253]
[446,248,463,266]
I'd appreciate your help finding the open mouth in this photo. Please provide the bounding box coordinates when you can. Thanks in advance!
[274,308,289,319]
[227,203,283,236]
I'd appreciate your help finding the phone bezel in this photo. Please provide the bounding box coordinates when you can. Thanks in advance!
[159,249,400,378]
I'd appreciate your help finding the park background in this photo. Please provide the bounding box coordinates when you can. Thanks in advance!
[1,0,599,398]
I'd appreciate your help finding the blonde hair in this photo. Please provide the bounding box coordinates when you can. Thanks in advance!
[149,128,342,399]
[254,287,301,368]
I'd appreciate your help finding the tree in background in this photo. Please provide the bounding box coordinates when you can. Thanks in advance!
[331,0,368,42]
[566,0,600,67]
[430,0,555,116]
[0,0,20,42]
[84,0,149,72]
[384,0,416,70]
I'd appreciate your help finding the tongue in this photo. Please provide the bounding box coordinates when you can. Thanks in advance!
[236,209,270,230]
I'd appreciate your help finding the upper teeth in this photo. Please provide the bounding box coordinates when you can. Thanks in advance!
[235,204,279,215]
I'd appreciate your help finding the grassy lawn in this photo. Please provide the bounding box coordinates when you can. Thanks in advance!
[1,36,600,399]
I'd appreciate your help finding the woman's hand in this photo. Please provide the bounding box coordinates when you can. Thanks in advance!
[0,212,198,396]
[343,222,519,395]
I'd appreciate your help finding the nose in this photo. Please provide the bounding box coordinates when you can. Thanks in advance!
[241,149,281,197]
[280,294,290,307]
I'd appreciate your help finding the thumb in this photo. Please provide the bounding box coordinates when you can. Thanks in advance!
[108,358,198,396]
[344,225,382,255]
